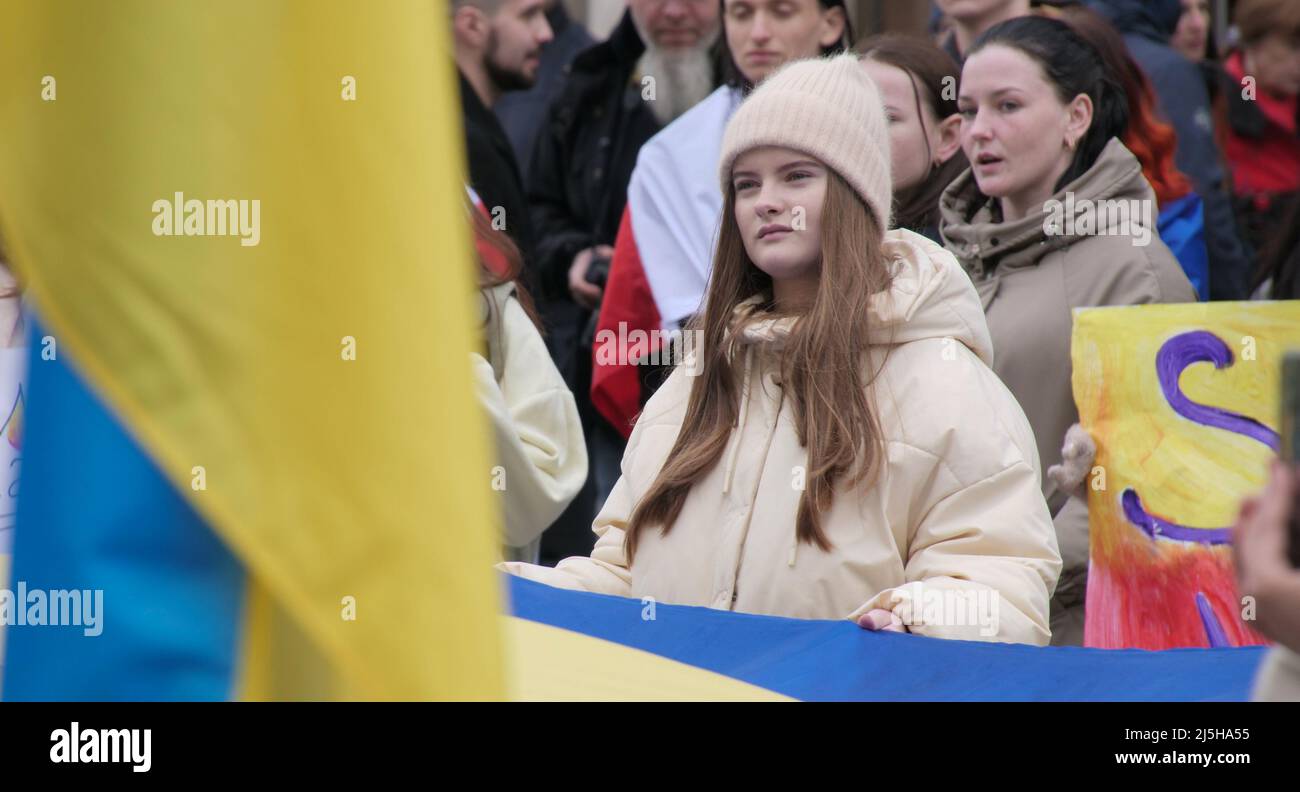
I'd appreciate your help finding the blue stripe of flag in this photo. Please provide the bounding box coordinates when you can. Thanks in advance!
[507,575,1266,702]
[2,317,245,701]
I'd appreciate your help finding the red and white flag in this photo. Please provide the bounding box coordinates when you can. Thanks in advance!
[592,87,742,437]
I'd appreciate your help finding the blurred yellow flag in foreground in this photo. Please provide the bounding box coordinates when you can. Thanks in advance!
[0,1,503,699]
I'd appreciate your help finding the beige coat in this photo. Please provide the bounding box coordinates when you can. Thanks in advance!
[475,282,587,563]
[504,230,1062,645]
[939,138,1197,645]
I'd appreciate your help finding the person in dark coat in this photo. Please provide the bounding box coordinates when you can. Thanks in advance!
[452,0,554,288]
[527,1,722,563]
[495,1,594,178]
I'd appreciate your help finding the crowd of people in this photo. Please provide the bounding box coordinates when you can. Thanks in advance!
[450,0,1300,696]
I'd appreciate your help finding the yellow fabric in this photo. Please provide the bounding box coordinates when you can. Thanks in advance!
[0,1,504,699]
[1072,301,1300,648]
[503,617,789,701]
[1074,302,1299,531]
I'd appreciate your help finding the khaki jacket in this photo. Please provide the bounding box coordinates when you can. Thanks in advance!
[940,138,1197,644]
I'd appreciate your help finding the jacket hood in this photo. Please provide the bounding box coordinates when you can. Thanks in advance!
[728,228,994,366]
[938,137,1157,274]
[1088,0,1182,43]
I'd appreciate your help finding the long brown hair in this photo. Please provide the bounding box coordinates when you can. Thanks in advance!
[857,33,969,235]
[624,169,892,561]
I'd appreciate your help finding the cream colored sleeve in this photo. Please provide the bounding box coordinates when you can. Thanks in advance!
[496,401,652,598]
[498,471,635,597]
[850,460,1063,646]
[474,296,587,550]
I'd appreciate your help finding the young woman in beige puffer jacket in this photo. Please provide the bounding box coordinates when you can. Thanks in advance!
[503,55,1062,645]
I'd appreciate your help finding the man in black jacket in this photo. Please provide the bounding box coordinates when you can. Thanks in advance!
[527,1,721,562]
[452,0,554,282]
[529,3,721,367]
[496,1,594,179]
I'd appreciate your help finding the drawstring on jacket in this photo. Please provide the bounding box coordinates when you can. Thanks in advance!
[722,308,804,570]
[721,344,753,496]
[719,338,801,568]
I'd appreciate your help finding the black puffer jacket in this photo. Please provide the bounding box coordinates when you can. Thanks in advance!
[526,11,664,303]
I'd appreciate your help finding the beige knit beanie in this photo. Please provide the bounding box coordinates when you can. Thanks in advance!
[718,53,892,231]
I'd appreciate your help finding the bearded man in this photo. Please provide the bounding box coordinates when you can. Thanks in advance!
[526,0,723,562]
[453,0,554,283]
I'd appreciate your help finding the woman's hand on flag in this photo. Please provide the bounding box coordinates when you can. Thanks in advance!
[857,608,906,633]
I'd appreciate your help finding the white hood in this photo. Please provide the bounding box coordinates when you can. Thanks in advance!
[728,228,994,367]
[870,229,994,366]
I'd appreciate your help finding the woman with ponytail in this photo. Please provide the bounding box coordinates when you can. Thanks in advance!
[939,16,1196,645]
[504,56,1061,645]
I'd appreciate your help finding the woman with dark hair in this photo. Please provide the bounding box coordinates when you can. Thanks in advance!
[467,190,587,564]
[859,33,968,242]
[1057,4,1210,299]
[1171,0,1213,63]
[939,15,1196,645]
[714,0,854,92]
[1163,0,1228,114]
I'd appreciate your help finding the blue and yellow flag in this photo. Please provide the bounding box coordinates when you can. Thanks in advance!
[506,576,1266,701]
[0,1,503,699]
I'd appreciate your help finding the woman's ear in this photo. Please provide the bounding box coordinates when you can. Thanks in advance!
[1064,93,1094,149]
[818,6,847,48]
[933,113,963,165]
